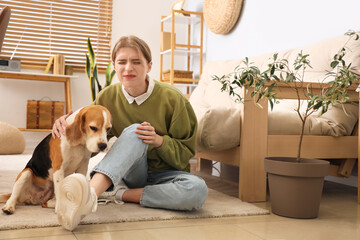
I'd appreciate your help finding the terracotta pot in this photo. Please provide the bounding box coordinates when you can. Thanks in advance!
[264,157,329,219]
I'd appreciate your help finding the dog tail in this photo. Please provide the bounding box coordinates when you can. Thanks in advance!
[0,193,11,203]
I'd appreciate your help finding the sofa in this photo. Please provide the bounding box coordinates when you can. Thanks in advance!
[189,33,359,203]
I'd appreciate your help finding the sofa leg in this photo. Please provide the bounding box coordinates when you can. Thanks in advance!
[198,158,213,175]
[196,157,201,172]
[238,97,267,202]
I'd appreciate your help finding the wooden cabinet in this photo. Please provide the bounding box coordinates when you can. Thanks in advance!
[160,9,203,89]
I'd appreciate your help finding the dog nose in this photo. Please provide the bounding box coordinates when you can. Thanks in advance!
[98,143,107,151]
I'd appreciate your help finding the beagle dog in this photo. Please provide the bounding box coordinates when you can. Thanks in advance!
[1,105,112,214]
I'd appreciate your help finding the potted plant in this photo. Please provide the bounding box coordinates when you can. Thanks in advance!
[214,31,360,218]
[86,37,116,101]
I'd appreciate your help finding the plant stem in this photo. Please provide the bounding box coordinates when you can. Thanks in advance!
[297,116,307,162]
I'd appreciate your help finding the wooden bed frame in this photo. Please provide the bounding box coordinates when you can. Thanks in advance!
[196,82,359,203]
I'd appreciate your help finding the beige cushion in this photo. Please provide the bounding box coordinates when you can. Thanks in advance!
[0,122,25,154]
[268,100,358,136]
[197,106,240,152]
[190,59,243,152]
[190,33,360,152]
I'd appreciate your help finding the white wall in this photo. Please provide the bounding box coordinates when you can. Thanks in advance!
[203,0,360,61]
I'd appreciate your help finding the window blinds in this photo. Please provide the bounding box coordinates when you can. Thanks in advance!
[0,0,113,72]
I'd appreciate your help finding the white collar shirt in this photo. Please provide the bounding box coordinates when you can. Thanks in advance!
[122,76,155,105]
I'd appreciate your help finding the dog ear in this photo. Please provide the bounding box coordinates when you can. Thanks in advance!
[65,109,86,146]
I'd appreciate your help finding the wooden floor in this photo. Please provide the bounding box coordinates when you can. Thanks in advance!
[1,169,359,240]
[194,170,239,198]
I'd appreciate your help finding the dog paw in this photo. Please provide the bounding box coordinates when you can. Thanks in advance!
[2,205,15,215]
[42,198,56,209]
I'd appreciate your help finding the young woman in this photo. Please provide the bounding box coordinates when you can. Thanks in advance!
[53,35,208,231]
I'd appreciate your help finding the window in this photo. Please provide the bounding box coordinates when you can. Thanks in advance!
[0,0,113,72]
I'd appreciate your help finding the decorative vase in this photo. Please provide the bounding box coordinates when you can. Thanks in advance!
[264,157,330,219]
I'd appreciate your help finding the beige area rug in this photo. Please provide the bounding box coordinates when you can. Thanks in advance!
[0,150,269,230]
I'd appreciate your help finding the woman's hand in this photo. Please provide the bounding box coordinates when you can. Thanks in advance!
[136,122,164,148]
[52,110,73,138]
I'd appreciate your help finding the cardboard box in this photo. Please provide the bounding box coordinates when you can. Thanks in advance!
[26,100,65,129]
[161,32,175,51]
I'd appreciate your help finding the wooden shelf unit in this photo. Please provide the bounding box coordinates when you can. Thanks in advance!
[18,128,54,132]
[0,71,73,132]
[160,9,203,88]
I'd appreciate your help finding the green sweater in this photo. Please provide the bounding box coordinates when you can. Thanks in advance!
[94,80,197,172]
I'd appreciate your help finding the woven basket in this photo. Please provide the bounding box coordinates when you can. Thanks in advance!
[163,70,193,80]
[204,0,243,34]
[26,100,64,129]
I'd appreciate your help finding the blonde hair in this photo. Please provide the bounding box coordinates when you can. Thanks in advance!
[111,35,152,63]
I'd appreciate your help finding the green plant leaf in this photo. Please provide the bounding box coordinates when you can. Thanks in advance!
[330,61,339,68]
[106,61,112,79]
[313,101,323,110]
[87,37,96,67]
[356,84,360,92]
[85,54,91,79]
[90,76,96,101]
[105,62,115,87]
[255,102,263,109]
[86,37,117,100]
[93,65,102,92]
[270,65,275,75]
[110,70,116,83]
[269,99,274,110]
[294,65,302,70]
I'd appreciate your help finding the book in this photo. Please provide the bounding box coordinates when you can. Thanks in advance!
[53,55,65,75]
[44,56,54,74]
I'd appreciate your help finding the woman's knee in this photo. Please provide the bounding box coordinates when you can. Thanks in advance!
[191,176,208,208]
[122,123,141,140]
[115,123,147,148]
[123,123,141,133]
[179,174,208,210]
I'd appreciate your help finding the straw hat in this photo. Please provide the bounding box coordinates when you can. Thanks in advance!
[203,0,243,34]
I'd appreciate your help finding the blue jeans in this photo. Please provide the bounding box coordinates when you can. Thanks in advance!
[91,124,208,211]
